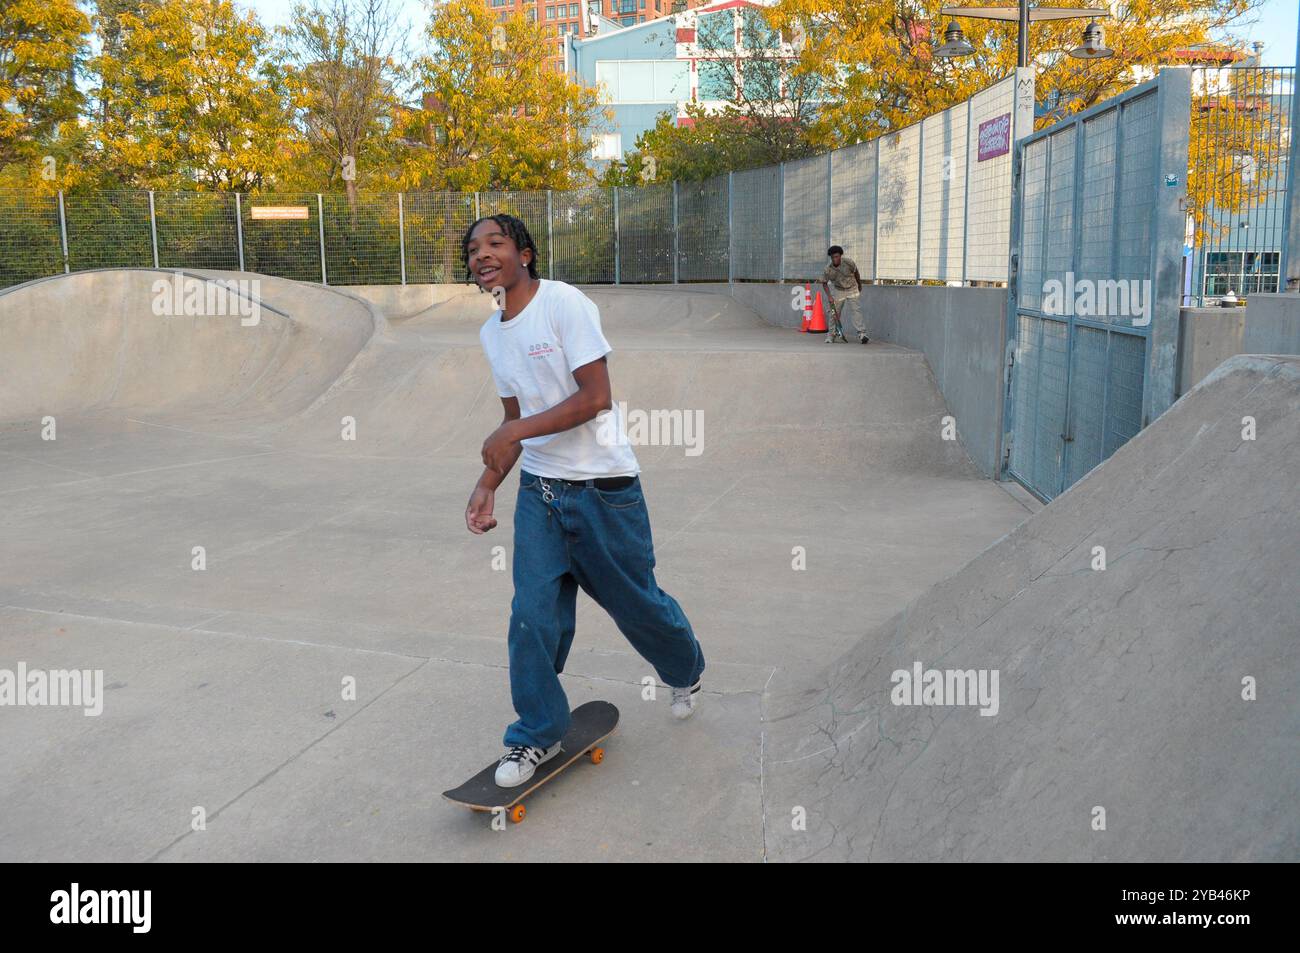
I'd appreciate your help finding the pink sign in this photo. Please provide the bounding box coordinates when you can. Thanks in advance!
[977,113,1012,162]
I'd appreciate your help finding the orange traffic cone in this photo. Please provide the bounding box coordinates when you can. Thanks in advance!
[800,283,813,332]
[808,290,828,334]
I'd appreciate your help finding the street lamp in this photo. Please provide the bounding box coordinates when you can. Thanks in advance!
[933,22,976,58]
[1068,21,1113,60]
[935,3,1111,68]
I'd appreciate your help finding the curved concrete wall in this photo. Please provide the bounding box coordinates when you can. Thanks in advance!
[0,270,376,423]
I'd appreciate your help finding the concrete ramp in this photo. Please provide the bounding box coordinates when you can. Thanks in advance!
[0,270,375,425]
[764,354,1300,862]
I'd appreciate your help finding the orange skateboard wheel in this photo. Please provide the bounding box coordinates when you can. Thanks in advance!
[589,747,604,764]
[509,804,526,824]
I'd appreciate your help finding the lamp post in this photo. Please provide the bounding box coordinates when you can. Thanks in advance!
[934,2,1112,67]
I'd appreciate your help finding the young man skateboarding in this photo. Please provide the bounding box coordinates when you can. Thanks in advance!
[462,214,705,788]
[821,245,868,344]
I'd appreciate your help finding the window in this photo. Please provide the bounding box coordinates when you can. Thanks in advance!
[1203,251,1280,298]
[742,8,780,50]
[570,3,579,16]
[619,0,636,14]
[621,15,635,25]
[639,0,645,7]
[696,11,733,50]
[697,60,735,100]
[558,22,566,33]
[546,5,555,18]
[592,132,622,160]
[594,59,687,102]
[740,59,778,99]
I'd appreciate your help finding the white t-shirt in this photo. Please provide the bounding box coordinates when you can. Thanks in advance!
[479,279,640,480]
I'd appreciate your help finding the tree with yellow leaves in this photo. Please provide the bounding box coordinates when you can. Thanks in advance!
[91,0,295,191]
[764,0,1260,146]
[0,0,89,176]
[277,0,411,203]
[1187,64,1287,249]
[402,0,609,192]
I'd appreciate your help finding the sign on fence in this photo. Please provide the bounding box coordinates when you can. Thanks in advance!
[249,206,309,221]
[977,114,1012,162]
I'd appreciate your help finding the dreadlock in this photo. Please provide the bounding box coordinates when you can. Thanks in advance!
[460,214,540,283]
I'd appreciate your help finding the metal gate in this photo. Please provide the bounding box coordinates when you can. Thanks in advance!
[1003,71,1191,501]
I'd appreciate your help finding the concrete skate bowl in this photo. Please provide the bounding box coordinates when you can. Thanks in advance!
[309,283,980,475]
[764,354,1300,862]
[0,269,375,429]
[0,269,1038,862]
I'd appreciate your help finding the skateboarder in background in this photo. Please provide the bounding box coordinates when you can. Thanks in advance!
[461,214,706,788]
[821,245,869,344]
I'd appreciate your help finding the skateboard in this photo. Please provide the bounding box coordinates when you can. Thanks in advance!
[442,700,619,824]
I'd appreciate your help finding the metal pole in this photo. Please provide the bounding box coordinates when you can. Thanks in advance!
[1146,69,1192,424]
[474,191,481,220]
[547,190,555,280]
[317,193,327,285]
[1284,42,1300,288]
[397,193,407,286]
[148,190,159,268]
[57,190,69,274]
[672,180,680,284]
[727,171,734,284]
[915,127,925,284]
[961,95,973,283]
[1017,0,1030,68]
[778,162,785,281]
[825,152,832,254]
[872,140,880,282]
[613,187,620,284]
[234,193,245,272]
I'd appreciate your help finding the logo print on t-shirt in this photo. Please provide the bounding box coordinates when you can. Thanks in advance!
[528,341,556,358]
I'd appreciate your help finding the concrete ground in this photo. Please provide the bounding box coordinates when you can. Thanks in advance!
[0,271,1033,861]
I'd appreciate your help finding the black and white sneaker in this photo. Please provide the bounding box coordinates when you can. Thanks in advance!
[670,680,702,720]
[494,742,562,788]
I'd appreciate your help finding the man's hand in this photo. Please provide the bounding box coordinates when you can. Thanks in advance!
[481,420,520,475]
[466,484,497,534]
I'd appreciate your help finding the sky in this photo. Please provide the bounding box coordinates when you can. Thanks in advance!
[241,0,1298,64]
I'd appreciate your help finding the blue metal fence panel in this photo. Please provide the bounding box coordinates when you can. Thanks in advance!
[1005,73,1190,501]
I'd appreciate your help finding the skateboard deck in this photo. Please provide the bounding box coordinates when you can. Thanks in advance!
[442,700,619,824]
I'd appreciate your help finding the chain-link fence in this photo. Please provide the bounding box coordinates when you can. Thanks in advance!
[1,73,1149,295]
[1186,66,1294,305]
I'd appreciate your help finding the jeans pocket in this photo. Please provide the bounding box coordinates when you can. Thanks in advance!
[594,482,643,509]
[519,472,540,490]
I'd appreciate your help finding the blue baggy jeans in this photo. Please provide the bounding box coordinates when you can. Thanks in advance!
[503,470,706,748]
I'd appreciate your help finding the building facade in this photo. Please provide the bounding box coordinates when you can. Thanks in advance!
[566,1,798,167]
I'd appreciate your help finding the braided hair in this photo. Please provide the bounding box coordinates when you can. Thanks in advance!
[460,214,540,283]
